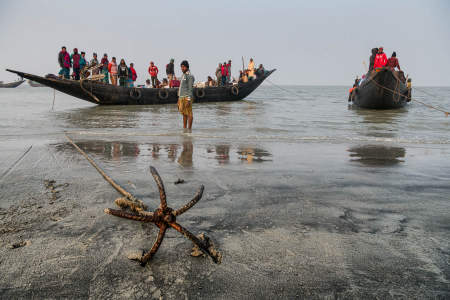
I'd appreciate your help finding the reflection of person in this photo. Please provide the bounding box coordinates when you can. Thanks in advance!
[215,145,230,164]
[167,144,179,162]
[177,140,193,167]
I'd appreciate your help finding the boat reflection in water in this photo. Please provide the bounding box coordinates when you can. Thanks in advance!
[348,144,406,166]
[55,140,140,161]
[237,147,272,164]
[56,139,272,167]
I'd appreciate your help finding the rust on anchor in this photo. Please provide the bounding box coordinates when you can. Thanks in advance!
[65,134,222,266]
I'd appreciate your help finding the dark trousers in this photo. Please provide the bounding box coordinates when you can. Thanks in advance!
[73,67,80,80]
[151,76,157,88]
[221,76,227,86]
[217,76,222,86]
[119,76,127,86]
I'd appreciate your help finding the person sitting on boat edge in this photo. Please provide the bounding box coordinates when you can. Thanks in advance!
[58,46,71,79]
[108,57,118,86]
[387,52,401,71]
[207,76,215,87]
[177,60,195,129]
[145,79,152,88]
[100,53,109,84]
[118,59,129,87]
[161,78,169,88]
[71,48,81,80]
[373,47,388,70]
[129,63,137,87]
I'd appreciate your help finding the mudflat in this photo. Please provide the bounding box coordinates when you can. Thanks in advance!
[0,87,449,299]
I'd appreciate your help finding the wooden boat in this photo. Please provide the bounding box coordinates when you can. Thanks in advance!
[0,80,25,88]
[6,69,275,105]
[352,67,410,109]
[28,80,45,87]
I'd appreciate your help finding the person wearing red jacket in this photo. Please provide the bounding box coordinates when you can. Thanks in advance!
[221,62,228,86]
[148,61,159,88]
[129,63,137,87]
[386,52,401,71]
[373,47,388,69]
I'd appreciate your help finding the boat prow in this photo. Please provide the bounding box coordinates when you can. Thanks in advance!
[6,68,275,105]
[0,79,25,88]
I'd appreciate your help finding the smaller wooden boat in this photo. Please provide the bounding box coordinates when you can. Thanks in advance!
[0,80,25,88]
[352,67,410,109]
[28,80,45,87]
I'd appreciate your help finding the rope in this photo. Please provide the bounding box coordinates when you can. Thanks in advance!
[265,79,309,97]
[64,134,147,209]
[0,145,33,182]
[80,77,100,102]
[367,76,449,117]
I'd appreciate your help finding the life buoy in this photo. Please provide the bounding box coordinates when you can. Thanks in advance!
[196,88,205,98]
[158,89,169,100]
[231,85,239,96]
[130,88,142,100]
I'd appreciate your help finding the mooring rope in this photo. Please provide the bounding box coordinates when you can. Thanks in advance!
[367,77,449,117]
[265,79,310,97]
[64,134,147,209]
[0,145,33,182]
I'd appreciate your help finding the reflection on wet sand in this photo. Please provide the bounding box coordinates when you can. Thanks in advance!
[55,139,272,167]
[55,141,140,160]
[215,145,230,165]
[348,144,406,166]
[177,139,193,168]
[237,147,272,163]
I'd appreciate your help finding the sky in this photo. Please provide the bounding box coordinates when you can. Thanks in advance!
[1,0,449,86]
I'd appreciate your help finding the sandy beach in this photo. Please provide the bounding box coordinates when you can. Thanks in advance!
[0,86,449,299]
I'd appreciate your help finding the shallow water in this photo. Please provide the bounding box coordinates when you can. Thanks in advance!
[0,84,449,298]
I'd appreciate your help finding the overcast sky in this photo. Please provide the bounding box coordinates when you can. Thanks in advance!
[1,0,449,86]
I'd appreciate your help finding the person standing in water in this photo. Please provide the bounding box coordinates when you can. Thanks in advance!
[177,60,195,129]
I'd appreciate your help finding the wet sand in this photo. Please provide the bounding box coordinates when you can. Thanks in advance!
[1,87,449,299]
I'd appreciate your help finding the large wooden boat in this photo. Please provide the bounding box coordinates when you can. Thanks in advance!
[0,80,25,88]
[6,69,275,105]
[352,67,410,109]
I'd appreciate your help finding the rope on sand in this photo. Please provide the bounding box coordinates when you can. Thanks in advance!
[64,134,147,210]
[0,145,33,182]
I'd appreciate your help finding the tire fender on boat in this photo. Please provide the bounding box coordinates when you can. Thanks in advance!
[130,88,142,100]
[158,89,169,100]
[195,88,205,98]
[231,85,239,96]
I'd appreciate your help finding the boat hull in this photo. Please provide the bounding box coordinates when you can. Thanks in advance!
[0,80,25,88]
[6,69,275,105]
[353,68,409,109]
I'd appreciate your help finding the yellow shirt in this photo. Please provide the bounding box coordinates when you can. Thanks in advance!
[248,61,255,77]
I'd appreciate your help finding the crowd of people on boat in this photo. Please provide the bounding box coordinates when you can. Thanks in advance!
[368,47,401,72]
[57,47,267,89]
[348,46,409,102]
